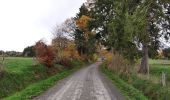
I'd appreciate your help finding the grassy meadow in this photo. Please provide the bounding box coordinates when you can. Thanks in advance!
[149,59,170,86]
[0,57,83,99]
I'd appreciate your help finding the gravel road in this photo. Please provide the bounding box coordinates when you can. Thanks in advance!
[33,62,125,100]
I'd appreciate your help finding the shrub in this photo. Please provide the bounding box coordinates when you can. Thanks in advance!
[52,39,84,68]
[103,51,132,77]
[34,41,55,68]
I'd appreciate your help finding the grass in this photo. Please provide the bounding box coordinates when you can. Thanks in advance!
[0,57,84,99]
[3,66,80,100]
[134,59,170,100]
[101,63,148,100]
[149,59,170,65]
[149,59,170,85]
[102,59,170,100]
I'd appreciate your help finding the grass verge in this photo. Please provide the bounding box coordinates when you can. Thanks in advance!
[101,63,148,100]
[3,62,84,100]
[0,57,85,99]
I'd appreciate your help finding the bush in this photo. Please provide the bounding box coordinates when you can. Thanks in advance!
[35,41,55,68]
[103,51,132,77]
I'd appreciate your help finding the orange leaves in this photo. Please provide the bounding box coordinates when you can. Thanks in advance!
[76,15,91,32]
[76,15,94,41]
[34,40,55,68]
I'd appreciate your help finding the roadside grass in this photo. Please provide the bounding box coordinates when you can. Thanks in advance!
[102,59,170,100]
[3,66,81,100]
[0,57,84,99]
[101,63,148,100]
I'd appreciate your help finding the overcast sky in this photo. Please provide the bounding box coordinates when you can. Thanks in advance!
[0,0,86,52]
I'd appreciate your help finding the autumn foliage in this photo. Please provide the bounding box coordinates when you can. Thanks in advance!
[100,49,131,77]
[52,37,82,68]
[76,15,90,32]
[76,15,93,41]
[34,41,55,68]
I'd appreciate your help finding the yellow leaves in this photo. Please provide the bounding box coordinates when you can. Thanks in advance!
[76,15,91,32]
[76,15,94,41]
[57,41,82,61]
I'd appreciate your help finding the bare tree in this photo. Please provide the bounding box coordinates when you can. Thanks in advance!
[53,17,76,40]
[52,18,76,62]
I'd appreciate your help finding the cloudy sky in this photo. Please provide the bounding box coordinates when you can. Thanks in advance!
[0,0,86,52]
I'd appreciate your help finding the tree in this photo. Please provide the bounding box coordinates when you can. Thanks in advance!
[74,28,86,55]
[34,40,55,68]
[52,18,76,62]
[89,0,114,43]
[135,0,170,73]
[52,36,71,62]
[53,18,76,40]
[22,46,35,57]
[74,3,97,59]
[90,0,170,74]
[108,0,141,62]
[74,4,91,56]
[90,0,141,62]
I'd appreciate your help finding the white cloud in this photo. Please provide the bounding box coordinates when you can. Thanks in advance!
[0,0,86,52]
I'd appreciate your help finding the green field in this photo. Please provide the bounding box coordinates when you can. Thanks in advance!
[149,59,170,86]
[0,57,83,99]
[0,57,56,98]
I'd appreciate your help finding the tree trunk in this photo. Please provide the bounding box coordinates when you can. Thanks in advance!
[138,44,149,74]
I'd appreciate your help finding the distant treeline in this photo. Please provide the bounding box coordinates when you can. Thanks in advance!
[0,46,35,57]
[0,50,22,57]
[0,46,170,59]
[22,46,35,57]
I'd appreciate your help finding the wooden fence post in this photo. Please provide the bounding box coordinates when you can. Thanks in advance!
[161,71,166,87]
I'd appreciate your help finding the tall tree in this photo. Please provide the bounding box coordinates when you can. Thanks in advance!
[74,3,97,57]
[136,0,170,73]
[90,0,170,74]
[89,0,114,43]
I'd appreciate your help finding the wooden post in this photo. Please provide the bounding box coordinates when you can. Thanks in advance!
[2,52,4,64]
[33,56,37,65]
[161,71,166,87]
[147,64,150,79]
[0,52,4,77]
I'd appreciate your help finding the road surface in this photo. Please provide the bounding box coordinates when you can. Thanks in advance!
[33,62,125,100]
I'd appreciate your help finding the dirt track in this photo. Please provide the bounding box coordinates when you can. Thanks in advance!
[33,62,125,100]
